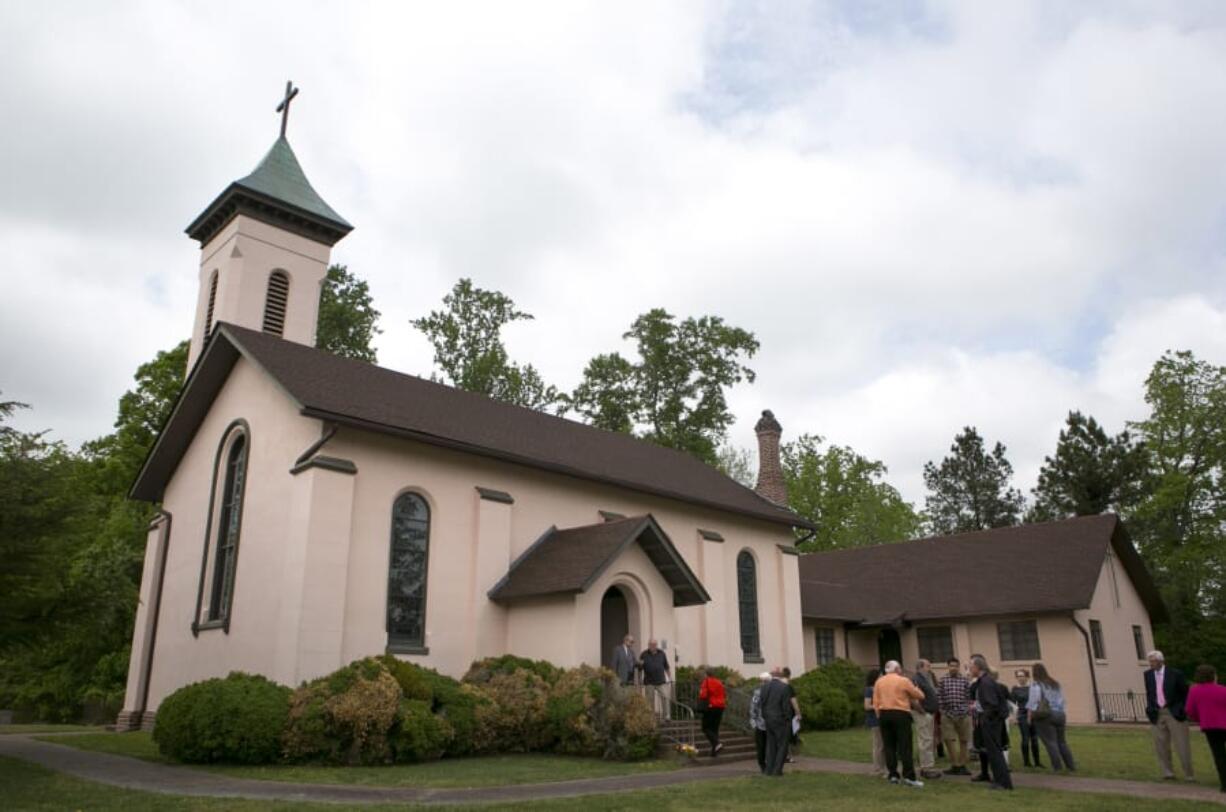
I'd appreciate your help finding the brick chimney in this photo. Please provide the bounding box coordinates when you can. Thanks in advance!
[754,409,787,505]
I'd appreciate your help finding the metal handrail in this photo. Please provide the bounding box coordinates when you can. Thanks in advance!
[630,684,698,750]
[673,680,756,734]
[1098,690,1147,723]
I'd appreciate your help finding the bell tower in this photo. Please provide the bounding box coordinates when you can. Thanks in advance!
[184,82,352,369]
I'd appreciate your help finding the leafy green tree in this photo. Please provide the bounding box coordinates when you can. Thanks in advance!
[569,309,758,465]
[715,444,756,488]
[412,279,561,411]
[1125,351,1226,673]
[922,426,1024,535]
[1029,411,1144,522]
[782,434,922,551]
[0,341,190,721]
[317,264,382,363]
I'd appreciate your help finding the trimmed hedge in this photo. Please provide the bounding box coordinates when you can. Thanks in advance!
[153,655,659,767]
[675,664,746,689]
[790,659,865,730]
[152,672,290,764]
[282,658,401,765]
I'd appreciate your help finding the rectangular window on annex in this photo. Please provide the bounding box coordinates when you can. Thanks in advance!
[997,620,1041,661]
[1133,625,1146,660]
[815,627,836,665]
[1090,619,1107,660]
[917,626,954,663]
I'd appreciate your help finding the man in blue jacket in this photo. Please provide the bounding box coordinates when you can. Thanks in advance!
[1145,650,1194,781]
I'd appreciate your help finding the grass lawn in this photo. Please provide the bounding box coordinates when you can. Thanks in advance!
[37,731,681,788]
[1,724,107,735]
[799,724,1222,788]
[3,754,1224,811]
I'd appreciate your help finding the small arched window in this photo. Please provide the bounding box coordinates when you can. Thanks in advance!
[262,270,290,335]
[387,493,430,651]
[194,423,249,633]
[736,550,761,660]
[205,270,219,337]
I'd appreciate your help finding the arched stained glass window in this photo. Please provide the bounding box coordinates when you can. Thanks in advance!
[387,493,430,650]
[737,550,761,659]
[208,432,247,623]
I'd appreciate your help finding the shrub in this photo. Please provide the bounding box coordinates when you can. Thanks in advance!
[463,655,560,686]
[471,669,552,752]
[152,672,290,764]
[377,655,439,704]
[546,666,658,761]
[819,659,866,704]
[791,668,855,730]
[282,658,401,765]
[390,699,454,762]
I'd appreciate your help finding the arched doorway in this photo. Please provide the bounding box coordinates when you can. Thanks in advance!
[878,627,902,670]
[601,586,629,670]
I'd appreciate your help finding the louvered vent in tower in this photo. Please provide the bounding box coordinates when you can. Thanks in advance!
[205,270,219,338]
[262,270,290,335]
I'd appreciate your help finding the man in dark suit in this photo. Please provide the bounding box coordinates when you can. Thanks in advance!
[611,635,637,686]
[1145,650,1195,780]
[760,668,794,776]
[968,656,1012,791]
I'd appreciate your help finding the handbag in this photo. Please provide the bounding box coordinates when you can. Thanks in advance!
[1032,685,1052,721]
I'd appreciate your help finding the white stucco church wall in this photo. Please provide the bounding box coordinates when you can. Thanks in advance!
[118,104,809,728]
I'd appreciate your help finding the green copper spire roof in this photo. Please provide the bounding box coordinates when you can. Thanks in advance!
[186,136,353,247]
[234,136,351,228]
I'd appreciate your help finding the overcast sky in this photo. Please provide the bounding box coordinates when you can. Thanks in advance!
[3,1,1226,505]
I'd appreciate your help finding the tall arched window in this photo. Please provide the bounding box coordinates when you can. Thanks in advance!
[262,270,290,335]
[736,550,761,660]
[205,270,219,338]
[193,422,249,633]
[387,493,430,651]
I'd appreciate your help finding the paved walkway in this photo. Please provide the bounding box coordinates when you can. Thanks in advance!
[1,733,1224,806]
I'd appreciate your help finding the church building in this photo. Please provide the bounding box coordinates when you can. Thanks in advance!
[117,93,812,729]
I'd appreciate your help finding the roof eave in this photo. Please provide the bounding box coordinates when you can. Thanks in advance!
[185,183,353,247]
[298,405,808,531]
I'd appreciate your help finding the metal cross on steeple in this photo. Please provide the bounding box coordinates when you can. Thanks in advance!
[276,80,299,139]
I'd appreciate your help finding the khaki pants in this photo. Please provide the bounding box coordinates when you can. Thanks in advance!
[942,713,972,767]
[871,726,886,776]
[1153,708,1194,778]
[912,710,935,771]
[643,683,671,716]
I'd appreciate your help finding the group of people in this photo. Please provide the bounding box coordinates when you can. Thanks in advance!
[610,635,673,714]
[864,655,1075,790]
[859,649,1226,793]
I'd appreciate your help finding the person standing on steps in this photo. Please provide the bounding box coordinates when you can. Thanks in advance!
[696,669,726,757]
[612,635,637,686]
[1145,650,1195,782]
[639,639,671,715]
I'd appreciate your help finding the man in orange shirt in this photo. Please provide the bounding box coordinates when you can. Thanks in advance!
[873,660,926,787]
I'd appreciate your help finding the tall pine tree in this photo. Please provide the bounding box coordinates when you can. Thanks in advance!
[923,426,1024,535]
[1030,411,1143,521]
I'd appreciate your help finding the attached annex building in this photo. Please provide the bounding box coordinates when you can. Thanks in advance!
[798,515,1167,724]
[117,127,811,729]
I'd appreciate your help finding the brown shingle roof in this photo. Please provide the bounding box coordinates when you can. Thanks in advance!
[488,515,709,606]
[132,325,809,530]
[798,515,1167,624]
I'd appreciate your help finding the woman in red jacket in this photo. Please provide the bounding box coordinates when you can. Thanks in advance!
[697,670,727,756]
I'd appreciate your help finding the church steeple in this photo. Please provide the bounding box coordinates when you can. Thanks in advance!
[185,83,352,369]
